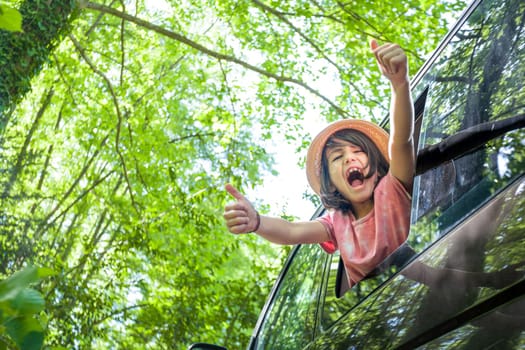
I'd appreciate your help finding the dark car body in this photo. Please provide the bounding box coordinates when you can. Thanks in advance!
[191,0,525,348]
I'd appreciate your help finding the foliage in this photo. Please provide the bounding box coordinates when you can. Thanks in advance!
[0,0,466,349]
[0,266,53,350]
[0,3,22,33]
[0,0,76,119]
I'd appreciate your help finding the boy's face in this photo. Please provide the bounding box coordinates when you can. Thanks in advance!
[325,138,378,217]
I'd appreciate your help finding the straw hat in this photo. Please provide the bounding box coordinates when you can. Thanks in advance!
[306,119,390,195]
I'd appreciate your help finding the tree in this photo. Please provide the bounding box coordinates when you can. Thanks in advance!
[0,0,465,348]
[0,0,76,119]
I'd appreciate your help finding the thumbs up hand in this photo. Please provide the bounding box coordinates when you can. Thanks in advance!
[370,39,409,86]
[224,184,260,234]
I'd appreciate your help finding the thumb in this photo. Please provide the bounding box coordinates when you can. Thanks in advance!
[370,39,378,51]
[225,183,246,201]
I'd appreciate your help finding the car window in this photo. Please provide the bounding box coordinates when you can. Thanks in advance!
[409,295,525,349]
[409,0,525,251]
[320,241,417,330]
[255,243,327,350]
[320,251,392,330]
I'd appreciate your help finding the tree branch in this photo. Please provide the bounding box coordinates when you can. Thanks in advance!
[69,33,139,212]
[37,169,115,238]
[250,0,369,103]
[2,88,54,198]
[34,134,110,237]
[81,1,348,117]
[92,303,150,327]
[169,132,216,143]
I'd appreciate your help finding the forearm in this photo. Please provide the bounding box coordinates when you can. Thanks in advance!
[388,79,416,188]
[255,215,328,245]
[389,80,414,145]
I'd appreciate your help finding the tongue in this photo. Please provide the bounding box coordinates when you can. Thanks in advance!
[350,179,363,187]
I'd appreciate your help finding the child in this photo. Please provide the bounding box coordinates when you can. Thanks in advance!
[224,40,415,287]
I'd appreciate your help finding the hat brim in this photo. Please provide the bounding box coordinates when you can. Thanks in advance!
[306,119,389,195]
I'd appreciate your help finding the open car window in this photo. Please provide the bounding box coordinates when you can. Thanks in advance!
[320,243,416,330]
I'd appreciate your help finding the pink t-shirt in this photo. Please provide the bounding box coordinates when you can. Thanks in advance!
[317,172,411,287]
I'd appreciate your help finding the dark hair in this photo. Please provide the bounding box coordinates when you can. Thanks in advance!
[319,129,389,213]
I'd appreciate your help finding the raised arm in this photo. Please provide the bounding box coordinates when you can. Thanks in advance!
[223,184,329,245]
[370,40,415,191]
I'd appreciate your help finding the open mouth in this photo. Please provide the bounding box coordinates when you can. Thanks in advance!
[347,168,364,187]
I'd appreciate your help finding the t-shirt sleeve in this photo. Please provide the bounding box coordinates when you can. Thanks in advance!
[316,212,338,254]
[384,171,412,201]
[375,172,413,246]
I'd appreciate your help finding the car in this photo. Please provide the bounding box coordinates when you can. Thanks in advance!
[190,0,525,348]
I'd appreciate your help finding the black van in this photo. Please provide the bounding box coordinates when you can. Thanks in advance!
[191,0,525,348]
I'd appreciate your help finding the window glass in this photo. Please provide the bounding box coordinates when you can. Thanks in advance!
[320,243,415,331]
[320,252,390,330]
[256,243,327,350]
[410,0,525,250]
[417,296,525,349]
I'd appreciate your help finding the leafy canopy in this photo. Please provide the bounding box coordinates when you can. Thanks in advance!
[0,0,465,348]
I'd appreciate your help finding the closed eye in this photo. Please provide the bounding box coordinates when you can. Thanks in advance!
[331,154,342,162]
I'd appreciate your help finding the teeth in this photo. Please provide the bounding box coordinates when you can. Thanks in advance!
[347,168,364,184]
[348,168,362,176]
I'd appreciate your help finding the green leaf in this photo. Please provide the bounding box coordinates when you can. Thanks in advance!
[0,266,40,303]
[0,266,53,303]
[4,316,44,350]
[0,5,23,33]
[11,289,45,315]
